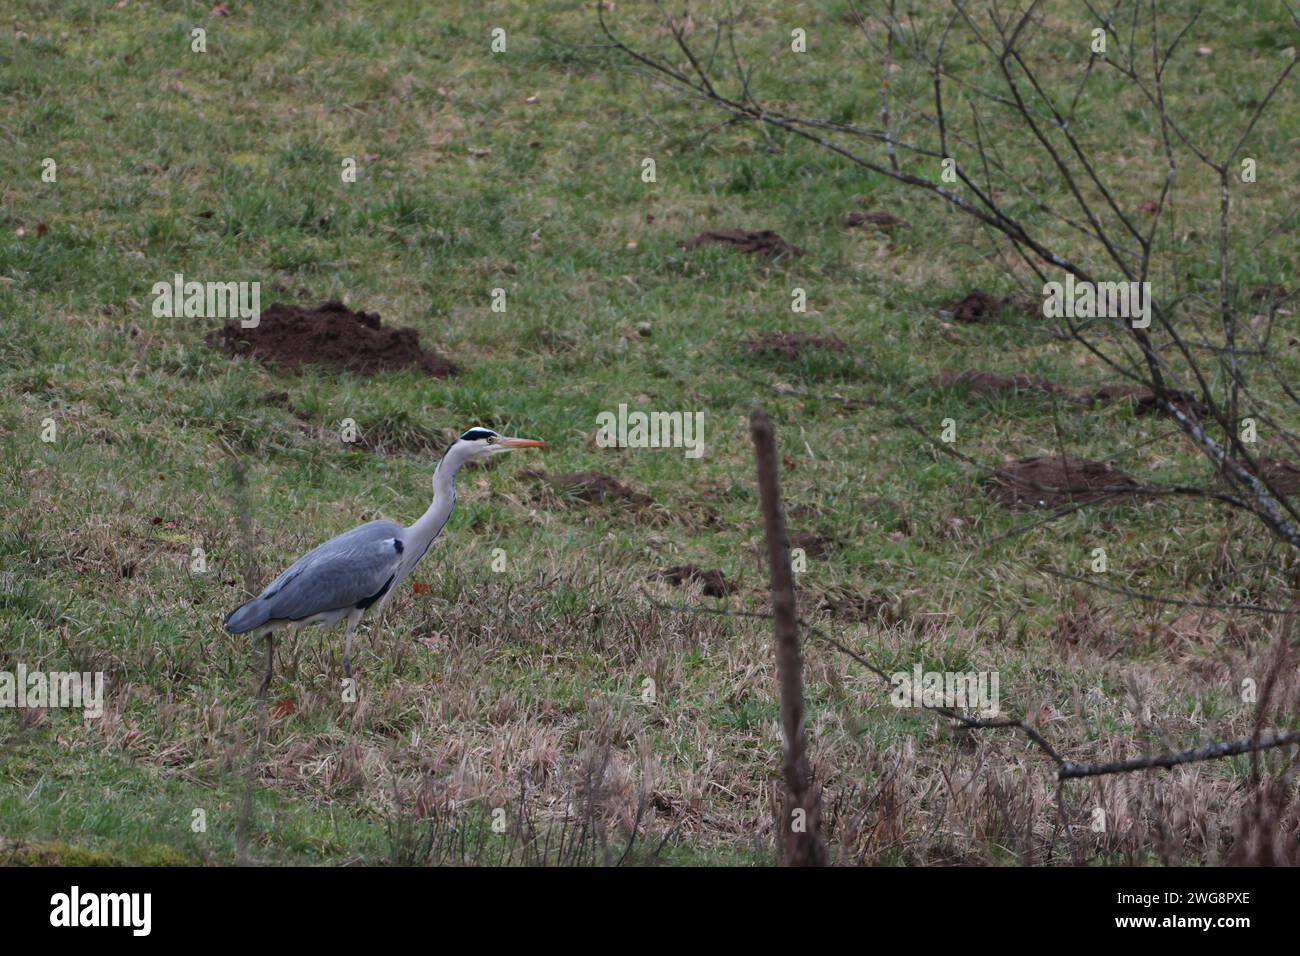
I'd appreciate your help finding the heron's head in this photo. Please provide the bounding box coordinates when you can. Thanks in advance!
[455,426,546,459]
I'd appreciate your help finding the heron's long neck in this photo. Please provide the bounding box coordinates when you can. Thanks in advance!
[405,448,463,560]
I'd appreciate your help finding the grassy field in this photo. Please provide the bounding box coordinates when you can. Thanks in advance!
[2,0,1298,865]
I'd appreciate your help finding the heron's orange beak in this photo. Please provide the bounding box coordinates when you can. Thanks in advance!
[499,437,546,449]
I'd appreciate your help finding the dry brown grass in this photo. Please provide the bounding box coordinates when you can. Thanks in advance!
[203,571,1300,863]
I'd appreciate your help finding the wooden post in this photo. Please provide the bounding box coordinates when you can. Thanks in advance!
[751,406,827,866]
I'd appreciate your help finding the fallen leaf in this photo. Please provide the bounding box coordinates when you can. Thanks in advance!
[270,699,296,718]
[412,580,430,595]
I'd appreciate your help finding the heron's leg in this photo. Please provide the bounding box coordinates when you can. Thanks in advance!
[285,623,301,678]
[372,595,391,647]
[258,631,274,699]
[342,610,362,680]
[367,606,381,655]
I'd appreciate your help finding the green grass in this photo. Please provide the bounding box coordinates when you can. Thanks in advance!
[2,0,1298,865]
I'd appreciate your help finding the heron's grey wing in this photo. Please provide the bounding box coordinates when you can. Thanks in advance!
[255,533,406,624]
[224,519,403,633]
[257,519,402,602]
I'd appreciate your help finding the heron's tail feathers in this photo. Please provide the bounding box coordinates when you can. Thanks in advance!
[224,599,270,635]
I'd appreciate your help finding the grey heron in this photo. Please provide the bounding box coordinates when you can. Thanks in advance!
[223,427,545,692]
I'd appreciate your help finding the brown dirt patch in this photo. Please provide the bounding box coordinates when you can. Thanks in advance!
[1248,285,1295,306]
[1241,458,1300,496]
[934,368,1063,396]
[984,455,1142,509]
[938,289,1035,323]
[208,301,458,377]
[792,531,833,558]
[658,565,736,598]
[744,332,847,360]
[846,210,908,230]
[1079,384,1210,419]
[682,229,804,259]
[520,469,651,506]
[941,289,1006,322]
[353,424,443,456]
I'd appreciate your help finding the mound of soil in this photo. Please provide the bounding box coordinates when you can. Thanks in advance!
[939,289,1035,323]
[1080,384,1210,419]
[791,531,833,558]
[1240,458,1300,496]
[846,210,908,230]
[208,301,458,377]
[683,229,804,259]
[935,368,1063,396]
[658,565,736,597]
[744,332,847,360]
[1248,285,1294,305]
[520,469,651,506]
[984,455,1141,510]
[941,289,1005,322]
